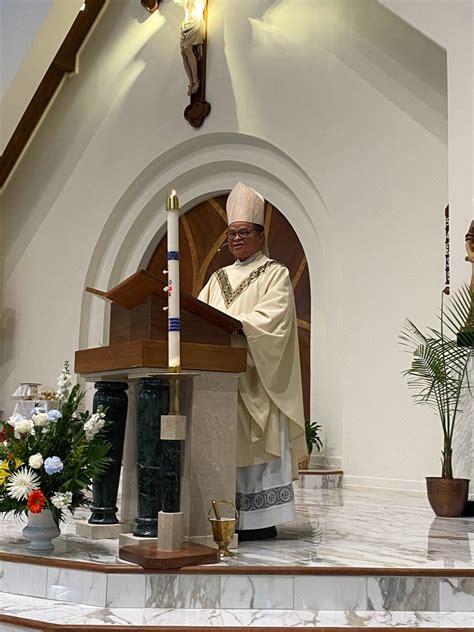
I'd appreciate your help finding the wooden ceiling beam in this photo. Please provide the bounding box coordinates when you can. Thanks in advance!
[0,0,106,188]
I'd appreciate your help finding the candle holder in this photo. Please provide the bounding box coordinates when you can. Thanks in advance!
[166,191,180,211]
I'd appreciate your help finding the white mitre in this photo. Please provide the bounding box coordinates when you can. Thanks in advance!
[226,182,264,226]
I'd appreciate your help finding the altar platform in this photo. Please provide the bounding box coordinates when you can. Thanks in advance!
[0,481,473,630]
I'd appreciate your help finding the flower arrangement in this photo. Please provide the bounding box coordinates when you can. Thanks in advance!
[0,362,111,525]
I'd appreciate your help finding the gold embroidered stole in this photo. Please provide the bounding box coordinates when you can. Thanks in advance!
[215,260,276,307]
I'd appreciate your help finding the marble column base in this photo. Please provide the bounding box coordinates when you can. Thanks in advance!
[157,511,183,551]
[75,521,133,540]
[118,532,157,548]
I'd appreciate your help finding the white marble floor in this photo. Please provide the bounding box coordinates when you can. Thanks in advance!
[1,486,474,629]
[0,486,473,570]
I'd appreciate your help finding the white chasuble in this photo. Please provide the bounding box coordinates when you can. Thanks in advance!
[198,251,307,478]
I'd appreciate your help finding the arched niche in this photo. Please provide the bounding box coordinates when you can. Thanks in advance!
[79,133,338,454]
[146,194,311,415]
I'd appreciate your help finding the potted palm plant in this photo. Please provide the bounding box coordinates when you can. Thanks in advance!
[399,285,473,517]
[298,418,323,470]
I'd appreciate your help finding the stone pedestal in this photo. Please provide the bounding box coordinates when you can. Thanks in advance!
[181,371,238,541]
[117,370,238,543]
[79,368,239,546]
[120,382,138,525]
[157,511,183,551]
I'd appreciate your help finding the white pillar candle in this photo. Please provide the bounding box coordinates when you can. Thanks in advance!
[166,190,180,368]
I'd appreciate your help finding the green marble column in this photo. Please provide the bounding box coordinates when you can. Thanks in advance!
[162,439,181,513]
[134,378,168,537]
[89,381,128,524]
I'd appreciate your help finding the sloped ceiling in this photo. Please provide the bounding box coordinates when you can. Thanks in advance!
[0,0,106,187]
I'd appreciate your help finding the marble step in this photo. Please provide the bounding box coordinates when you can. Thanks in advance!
[0,563,472,615]
[0,593,471,630]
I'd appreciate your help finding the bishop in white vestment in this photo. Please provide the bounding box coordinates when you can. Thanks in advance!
[198,182,307,539]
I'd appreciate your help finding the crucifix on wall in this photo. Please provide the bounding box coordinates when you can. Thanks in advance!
[181,0,211,127]
[141,0,211,128]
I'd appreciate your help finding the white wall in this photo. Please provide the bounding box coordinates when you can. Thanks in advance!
[381,0,473,287]
[0,0,450,488]
[380,0,473,492]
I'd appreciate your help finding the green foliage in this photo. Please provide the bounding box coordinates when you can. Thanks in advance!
[0,362,111,524]
[305,418,323,455]
[399,285,473,478]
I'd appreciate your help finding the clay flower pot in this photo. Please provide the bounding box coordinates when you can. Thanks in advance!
[298,454,310,470]
[425,477,469,517]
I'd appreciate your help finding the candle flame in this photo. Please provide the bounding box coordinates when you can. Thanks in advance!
[171,189,176,196]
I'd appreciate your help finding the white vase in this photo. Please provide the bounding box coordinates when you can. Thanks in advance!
[22,508,60,552]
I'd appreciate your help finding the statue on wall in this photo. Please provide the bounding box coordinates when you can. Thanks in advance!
[457,219,474,347]
[180,0,206,96]
[465,220,474,290]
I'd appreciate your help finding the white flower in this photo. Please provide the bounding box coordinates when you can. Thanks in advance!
[7,413,25,427]
[28,453,43,469]
[14,418,34,438]
[32,412,49,427]
[84,411,105,441]
[6,467,40,500]
[51,491,73,509]
[56,363,72,400]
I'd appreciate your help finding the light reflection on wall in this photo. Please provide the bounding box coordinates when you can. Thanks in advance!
[92,8,166,115]
[223,0,446,141]
[223,0,314,131]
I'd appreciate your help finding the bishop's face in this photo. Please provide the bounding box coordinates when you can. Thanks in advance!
[227,221,264,261]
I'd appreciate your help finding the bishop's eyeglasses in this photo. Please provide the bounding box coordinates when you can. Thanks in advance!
[226,228,261,241]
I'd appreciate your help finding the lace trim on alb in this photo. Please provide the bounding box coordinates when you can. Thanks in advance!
[236,483,294,512]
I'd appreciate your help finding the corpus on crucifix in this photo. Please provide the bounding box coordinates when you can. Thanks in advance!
[180,0,206,96]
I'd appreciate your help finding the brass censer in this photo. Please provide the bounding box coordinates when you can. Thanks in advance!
[208,499,238,558]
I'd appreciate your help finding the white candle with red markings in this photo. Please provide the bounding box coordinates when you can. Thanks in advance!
[166,190,180,368]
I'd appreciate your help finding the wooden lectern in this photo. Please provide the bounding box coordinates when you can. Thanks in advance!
[74,269,246,554]
[76,269,246,374]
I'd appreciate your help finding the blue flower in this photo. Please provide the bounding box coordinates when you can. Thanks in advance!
[44,456,64,475]
[47,410,62,421]
[32,406,46,415]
